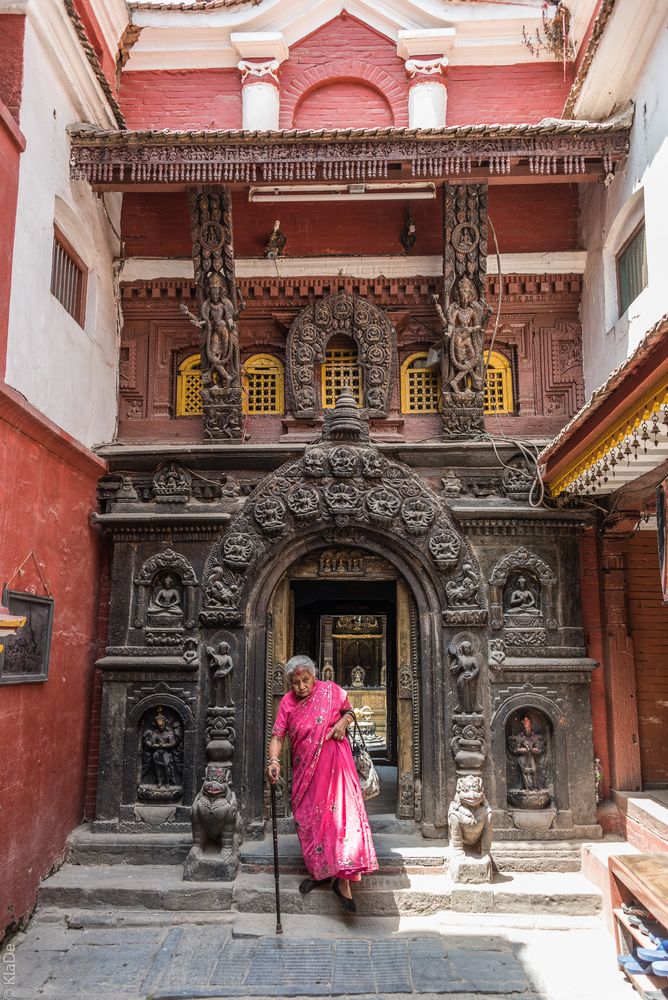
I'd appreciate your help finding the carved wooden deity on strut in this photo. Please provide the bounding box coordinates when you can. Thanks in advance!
[180,272,240,388]
[432,276,486,396]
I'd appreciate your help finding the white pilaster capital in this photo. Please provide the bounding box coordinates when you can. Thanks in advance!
[405,57,449,79]
[397,28,455,62]
[238,59,280,84]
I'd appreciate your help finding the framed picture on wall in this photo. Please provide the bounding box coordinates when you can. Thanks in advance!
[0,589,55,684]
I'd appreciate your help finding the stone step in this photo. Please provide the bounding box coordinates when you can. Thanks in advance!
[39,864,233,912]
[277,813,418,836]
[38,862,601,917]
[233,870,602,917]
[68,825,191,866]
[240,834,448,875]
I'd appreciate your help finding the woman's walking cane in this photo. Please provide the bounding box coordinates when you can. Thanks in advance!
[269,777,283,935]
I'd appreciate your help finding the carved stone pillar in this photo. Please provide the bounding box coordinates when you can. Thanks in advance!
[182,189,243,441]
[435,184,492,438]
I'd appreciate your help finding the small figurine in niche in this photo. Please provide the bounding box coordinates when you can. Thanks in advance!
[264,220,287,258]
[508,716,546,791]
[448,637,482,714]
[507,575,540,614]
[207,641,235,707]
[400,209,416,254]
[351,665,366,688]
[141,707,183,789]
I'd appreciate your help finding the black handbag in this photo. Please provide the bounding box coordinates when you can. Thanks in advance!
[348,715,381,800]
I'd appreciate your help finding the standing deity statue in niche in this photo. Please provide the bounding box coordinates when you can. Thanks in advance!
[508,716,546,792]
[449,637,482,714]
[139,707,184,800]
[507,575,540,615]
[206,641,235,708]
[432,276,486,395]
[180,272,240,387]
[147,575,183,625]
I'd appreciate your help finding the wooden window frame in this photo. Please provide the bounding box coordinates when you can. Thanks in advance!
[51,225,88,328]
[175,352,204,418]
[400,352,441,414]
[242,353,285,415]
[483,349,514,415]
[321,348,363,409]
[616,221,648,319]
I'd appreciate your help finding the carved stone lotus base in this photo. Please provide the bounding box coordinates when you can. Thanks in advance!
[183,845,238,882]
[510,807,556,833]
[450,850,492,884]
[137,784,182,803]
[508,789,552,810]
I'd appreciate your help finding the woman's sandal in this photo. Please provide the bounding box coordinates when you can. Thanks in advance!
[332,878,356,914]
[298,877,329,895]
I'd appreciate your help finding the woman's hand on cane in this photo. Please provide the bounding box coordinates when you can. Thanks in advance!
[267,758,281,783]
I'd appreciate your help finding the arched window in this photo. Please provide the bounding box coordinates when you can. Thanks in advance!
[483,351,514,415]
[321,343,363,409]
[401,352,440,413]
[242,354,284,415]
[175,353,203,417]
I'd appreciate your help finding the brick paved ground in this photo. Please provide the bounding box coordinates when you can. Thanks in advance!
[1,910,637,1000]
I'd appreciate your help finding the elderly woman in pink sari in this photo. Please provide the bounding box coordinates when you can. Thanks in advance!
[267,655,378,913]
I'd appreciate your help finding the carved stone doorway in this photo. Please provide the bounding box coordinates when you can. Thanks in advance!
[264,547,421,823]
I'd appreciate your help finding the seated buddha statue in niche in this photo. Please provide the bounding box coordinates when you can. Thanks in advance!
[147,574,184,626]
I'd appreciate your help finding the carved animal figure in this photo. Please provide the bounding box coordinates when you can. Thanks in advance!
[448,775,492,858]
[191,772,241,852]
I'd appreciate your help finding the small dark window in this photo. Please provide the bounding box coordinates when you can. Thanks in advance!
[617,223,647,317]
[51,226,87,326]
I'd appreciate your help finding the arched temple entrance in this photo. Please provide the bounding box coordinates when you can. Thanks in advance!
[200,389,486,838]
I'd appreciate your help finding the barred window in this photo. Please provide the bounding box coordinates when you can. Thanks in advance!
[50,227,87,326]
[243,354,284,414]
[176,354,203,417]
[321,349,363,409]
[401,353,440,413]
[483,350,514,415]
[617,223,647,316]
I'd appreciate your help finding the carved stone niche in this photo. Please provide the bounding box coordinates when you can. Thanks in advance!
[111,686,197,831]
[133,550,198,646]
[505,708,555,831]
[489,547,556,648]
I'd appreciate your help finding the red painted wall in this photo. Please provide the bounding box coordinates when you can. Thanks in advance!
[120,68,242,130]
[121,184,579,259]
[0,384,105,938]
[0,14,25,120]
[580,528,611,802]
[293,80,394,129]
[447,63,575,125]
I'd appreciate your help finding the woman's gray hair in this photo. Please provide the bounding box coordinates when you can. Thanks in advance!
[284,655,318,679]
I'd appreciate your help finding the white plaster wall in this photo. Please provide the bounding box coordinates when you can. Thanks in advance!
[579,12,668,396]
[5,17,120,449]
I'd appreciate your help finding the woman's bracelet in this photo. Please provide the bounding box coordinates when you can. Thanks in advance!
[267,756,280,765]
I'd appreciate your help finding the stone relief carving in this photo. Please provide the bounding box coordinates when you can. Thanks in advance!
[449,633,482,714]
[200,391,484,627]
[133,550,198,643]
[318,549,364,576]
[153,462,192,504]
[489,547,557,642]
[285,291,395,418]
[506,710,554,821]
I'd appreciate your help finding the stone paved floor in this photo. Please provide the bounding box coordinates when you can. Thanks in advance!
[1,909,638,1000]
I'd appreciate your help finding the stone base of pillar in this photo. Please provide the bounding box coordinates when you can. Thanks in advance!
[202,386,244,441]
[183,845,239,882]
[442,395,485,437]
[450,851,492,884]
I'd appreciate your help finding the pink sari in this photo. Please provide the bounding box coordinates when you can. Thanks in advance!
[273,680,378,882]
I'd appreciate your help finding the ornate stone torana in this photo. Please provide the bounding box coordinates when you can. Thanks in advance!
[133,549,198,645]
[448,775,493,883]
[286,291,395,419]
[200,390,483,628]
[181,189,243,441]
[433,184,492,437]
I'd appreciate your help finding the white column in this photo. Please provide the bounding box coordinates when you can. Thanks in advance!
[406,58,448,129]
[239,61,280,131]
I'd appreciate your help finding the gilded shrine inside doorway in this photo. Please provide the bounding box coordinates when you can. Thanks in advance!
[265,549,421,821]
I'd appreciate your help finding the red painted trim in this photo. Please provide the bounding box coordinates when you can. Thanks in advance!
[542,333,668,483]
[0,382,107,479]
[72,0,117,92]
[0,98,25,152]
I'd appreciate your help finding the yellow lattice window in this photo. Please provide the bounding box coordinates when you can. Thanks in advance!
[242,354,284,414]
[176,353,203,417]
[401,353,440,413]
[483,350,513,415]
[321,349,363,409]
